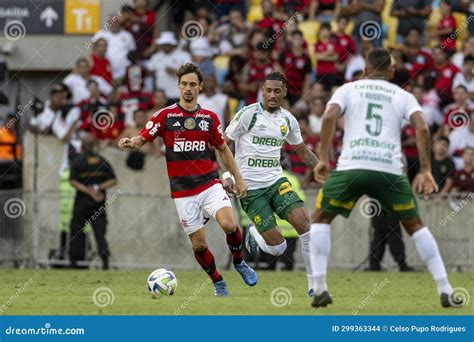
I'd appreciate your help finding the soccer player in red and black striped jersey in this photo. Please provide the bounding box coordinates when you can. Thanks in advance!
[118,63,257,296]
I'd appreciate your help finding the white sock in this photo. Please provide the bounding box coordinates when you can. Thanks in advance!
[412,227,453,295]
[310,223,331,295]
[250,225,286,256]
[299,231,316,290]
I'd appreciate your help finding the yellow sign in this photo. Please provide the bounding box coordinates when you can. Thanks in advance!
[65,0,100,34]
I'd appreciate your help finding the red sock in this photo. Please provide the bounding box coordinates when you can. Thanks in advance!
[226,228,243,265]
[194,248,222,283]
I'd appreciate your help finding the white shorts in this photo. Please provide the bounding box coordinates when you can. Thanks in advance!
[174,183,233,235]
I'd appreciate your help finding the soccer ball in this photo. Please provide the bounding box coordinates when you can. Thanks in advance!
[147,268,178,296]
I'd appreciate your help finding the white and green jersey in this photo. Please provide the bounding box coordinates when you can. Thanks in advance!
[328,79,422,176]
[226,102,303,190]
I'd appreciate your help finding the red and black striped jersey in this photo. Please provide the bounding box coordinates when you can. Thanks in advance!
[139,103,225,198]
[279,50,312,96]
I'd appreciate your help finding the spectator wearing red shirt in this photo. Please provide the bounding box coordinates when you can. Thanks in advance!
[279,30,312,105]
[93,102,125,144]
[119,50,153,127]
[332,16,356,80]
[402,124,419,183]
[90,38,112,85]
[283,116,318,187]
[315,22,341,91]
[123,0,157,60]
[441,85,473,137]
[451,147,474,193]
[77,80,108,133]
[435,1,457,57]
[401,28,433,81]
[429,47,459,107]
[258,0,285,33]
[242,43,276,105]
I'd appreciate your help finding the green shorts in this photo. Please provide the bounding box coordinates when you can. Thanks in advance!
[316,169,419,220]
[240,177,304,233]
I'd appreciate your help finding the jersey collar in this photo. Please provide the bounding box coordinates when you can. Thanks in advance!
[177,103,201,114]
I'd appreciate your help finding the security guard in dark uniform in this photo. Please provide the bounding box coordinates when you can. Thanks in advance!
[69,134,117,269]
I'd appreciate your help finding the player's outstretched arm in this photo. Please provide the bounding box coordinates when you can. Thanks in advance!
[314,103,341,183]
[216,142,247,198]
[410,111,439,199]
[118,136,147,151]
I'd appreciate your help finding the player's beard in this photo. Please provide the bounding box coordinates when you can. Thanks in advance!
[183,93,195,103]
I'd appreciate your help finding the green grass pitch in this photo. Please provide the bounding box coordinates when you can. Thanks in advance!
[0,269,472,315]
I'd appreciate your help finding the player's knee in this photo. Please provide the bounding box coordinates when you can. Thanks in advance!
[266,240,287,256]
[219,217,237,234]
[191,240,208,252]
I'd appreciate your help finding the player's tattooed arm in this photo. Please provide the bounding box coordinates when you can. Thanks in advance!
[294,143,319,169]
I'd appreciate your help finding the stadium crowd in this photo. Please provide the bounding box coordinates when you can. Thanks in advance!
[12,0,473,196]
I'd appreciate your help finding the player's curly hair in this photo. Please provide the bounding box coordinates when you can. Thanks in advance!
[264,71,287,86]
[176,63,203,83]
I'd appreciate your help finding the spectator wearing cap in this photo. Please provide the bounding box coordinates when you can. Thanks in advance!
[390,0,431,44]
[90,38,112,85]
[147,32,191,102]
[93,14,136,83]
[29,85,67,133]
[449,110,474,169]
[63,57,112,105]
[453,54,474,98]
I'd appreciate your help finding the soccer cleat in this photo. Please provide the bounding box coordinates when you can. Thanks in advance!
[441,293,464,308]
[307,288,315,297]
[213,280,229,297]
[311,291,333,308]
[234,260,258,286]
[245,221,260,256]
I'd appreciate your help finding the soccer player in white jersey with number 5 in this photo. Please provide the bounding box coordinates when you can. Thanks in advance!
[223,72,319,296]
[310,48,464,308]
